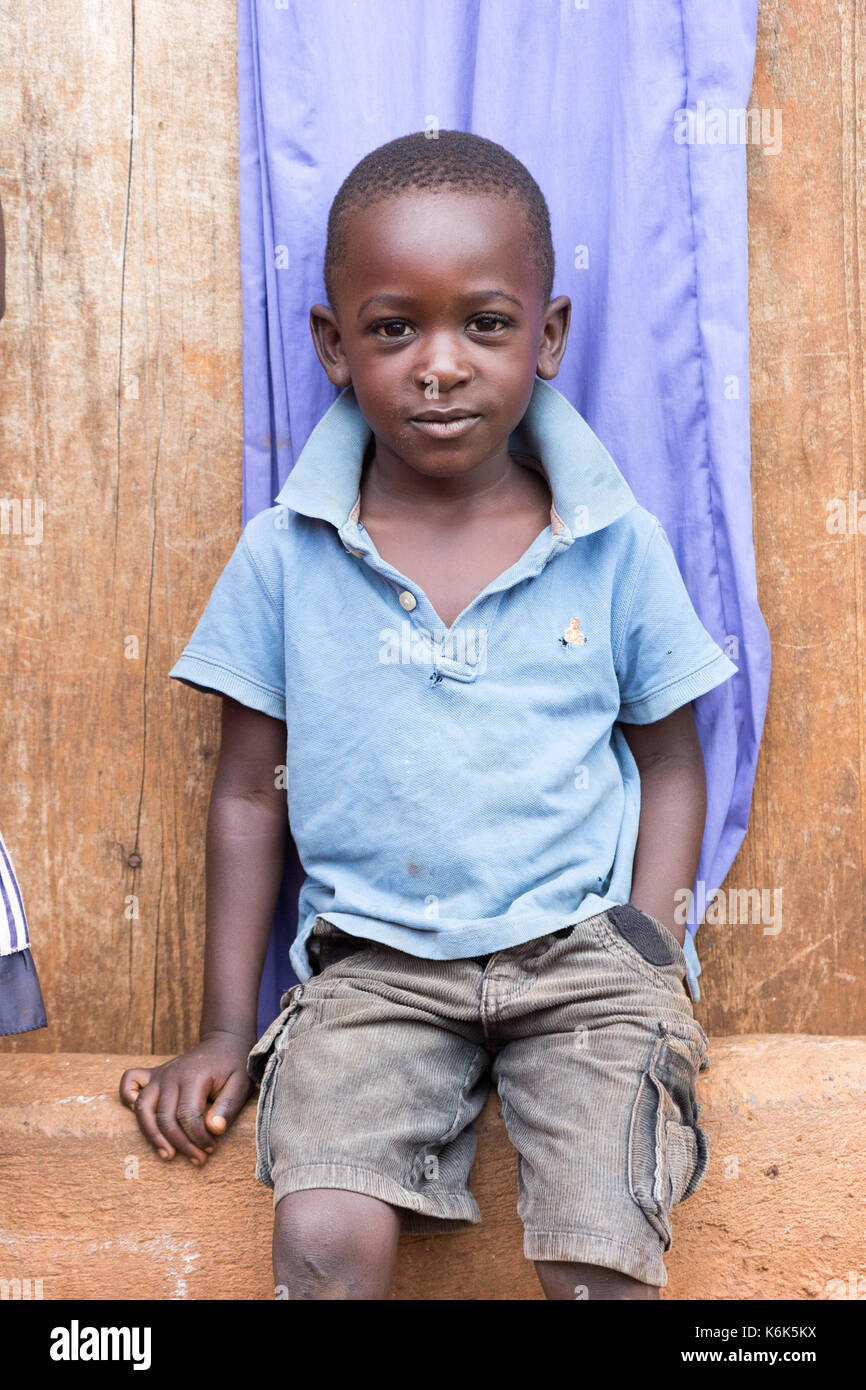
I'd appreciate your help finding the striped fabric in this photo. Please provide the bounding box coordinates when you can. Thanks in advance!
[0,826,29,956]
[0,828,47,1035]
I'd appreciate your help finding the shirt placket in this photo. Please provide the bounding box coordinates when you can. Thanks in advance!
[338,516,574,684]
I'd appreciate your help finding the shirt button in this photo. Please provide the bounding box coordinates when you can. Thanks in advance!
[398,590,417,611]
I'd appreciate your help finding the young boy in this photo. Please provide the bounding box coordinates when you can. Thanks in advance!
[120,131,737,1301]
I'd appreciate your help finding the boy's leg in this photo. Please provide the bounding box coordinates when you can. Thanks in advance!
[248,921,491,1300]
[273,1189,401,1300]
[489,911,710,1295]
[533,1260,659,1301]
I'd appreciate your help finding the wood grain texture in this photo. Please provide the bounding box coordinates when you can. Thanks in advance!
[696,0,866,1037]
[0,1,863,1053]
[0,0,242,1053]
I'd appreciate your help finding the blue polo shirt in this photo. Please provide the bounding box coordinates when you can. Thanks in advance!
[169,377,737,999]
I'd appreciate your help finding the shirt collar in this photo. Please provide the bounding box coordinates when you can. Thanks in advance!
[274,376,637,540]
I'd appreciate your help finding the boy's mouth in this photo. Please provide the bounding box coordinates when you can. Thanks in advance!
[408,409,482,440]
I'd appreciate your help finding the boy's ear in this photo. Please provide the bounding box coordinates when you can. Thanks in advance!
[309,303,352,387]
[536,295,571,381]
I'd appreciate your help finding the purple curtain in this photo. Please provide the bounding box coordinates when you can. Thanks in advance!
[237,0,768,1030]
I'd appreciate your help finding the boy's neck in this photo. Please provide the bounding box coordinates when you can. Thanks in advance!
[359,438,550,524]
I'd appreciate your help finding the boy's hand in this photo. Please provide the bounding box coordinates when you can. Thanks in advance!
[119,1031,254,1165]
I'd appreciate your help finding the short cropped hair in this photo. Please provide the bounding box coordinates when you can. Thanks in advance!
[323,130,555,309]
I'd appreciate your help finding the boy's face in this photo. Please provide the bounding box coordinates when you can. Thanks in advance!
[310,189,570,481]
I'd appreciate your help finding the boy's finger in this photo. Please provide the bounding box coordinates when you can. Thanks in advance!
[155,1081,209,1164]
[119,1067,154,1108]
[205,1068,252,1134]
[175,1076,217,1155]
[132,1082,176,1160]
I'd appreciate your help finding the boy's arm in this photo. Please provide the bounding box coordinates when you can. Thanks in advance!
[619,703,707,949]
[120,696,288,1163]
[199,695,288,1044]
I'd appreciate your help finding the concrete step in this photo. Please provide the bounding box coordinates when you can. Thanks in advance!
[1,1036,864,1300]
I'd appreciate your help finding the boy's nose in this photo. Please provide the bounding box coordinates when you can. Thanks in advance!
[412,338,474,392]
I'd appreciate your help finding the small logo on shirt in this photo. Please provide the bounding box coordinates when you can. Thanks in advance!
[560,617,586,647]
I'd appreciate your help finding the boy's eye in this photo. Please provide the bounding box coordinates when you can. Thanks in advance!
[469,313,511,334]
[370,319,414,340]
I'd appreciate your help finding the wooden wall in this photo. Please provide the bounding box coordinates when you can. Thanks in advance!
[0,0,245,1053]
[699,0,866,1035]
[1,0,863,1053]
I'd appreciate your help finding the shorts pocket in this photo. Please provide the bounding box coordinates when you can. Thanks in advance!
[246,987,304,1186]
[627,1026,710,1246]
[606,903,686,966]
[603,905,690,995]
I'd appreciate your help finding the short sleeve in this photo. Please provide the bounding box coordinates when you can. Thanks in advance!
[0,950,48,1035]
[169,519,286,721]
[614,520,738,724]
[0,830,48,1035]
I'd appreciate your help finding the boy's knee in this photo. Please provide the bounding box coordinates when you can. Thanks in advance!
[273,1188,401,1300]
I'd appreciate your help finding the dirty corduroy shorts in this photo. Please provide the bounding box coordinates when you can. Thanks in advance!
[246,905,710,1287]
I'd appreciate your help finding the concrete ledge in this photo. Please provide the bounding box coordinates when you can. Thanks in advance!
[1,1036,864,1300]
